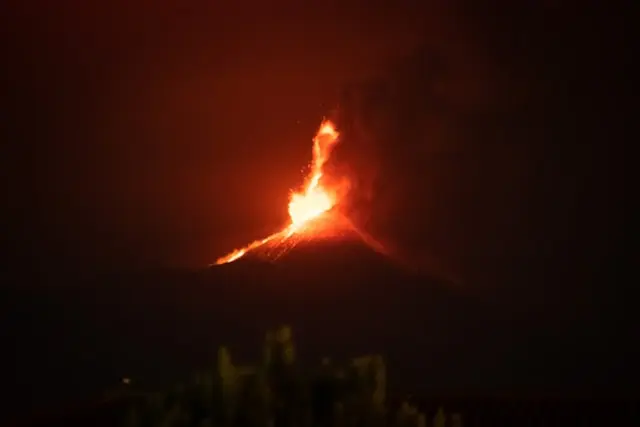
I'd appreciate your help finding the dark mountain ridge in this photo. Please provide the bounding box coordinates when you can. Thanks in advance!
[3,236,634,423]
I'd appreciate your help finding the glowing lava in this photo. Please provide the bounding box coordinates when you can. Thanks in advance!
[214,120,341,265]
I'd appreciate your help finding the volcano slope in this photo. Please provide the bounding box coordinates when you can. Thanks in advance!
[152,234,489,395]
[17,223,620,425]
[5,232,493,419]
[7,237,635,427]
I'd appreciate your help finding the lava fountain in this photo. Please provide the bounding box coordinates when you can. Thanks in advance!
[214,120,344,265]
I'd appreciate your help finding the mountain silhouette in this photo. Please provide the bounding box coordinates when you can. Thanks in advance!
[4,227,625,424]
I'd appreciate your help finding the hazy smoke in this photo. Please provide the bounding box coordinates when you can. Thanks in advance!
[329,3,630,287]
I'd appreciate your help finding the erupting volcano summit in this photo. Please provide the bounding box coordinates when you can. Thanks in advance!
[214,119,364,265]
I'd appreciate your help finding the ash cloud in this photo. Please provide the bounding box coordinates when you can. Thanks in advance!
[329,3,630,289]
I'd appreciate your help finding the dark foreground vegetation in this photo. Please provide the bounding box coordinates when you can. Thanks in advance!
[13,326,637,427]
[118,325,455,427]
[5,243,637,427]
[10,326,442,427]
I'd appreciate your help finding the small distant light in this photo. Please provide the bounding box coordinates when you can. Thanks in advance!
[122,377,131,385]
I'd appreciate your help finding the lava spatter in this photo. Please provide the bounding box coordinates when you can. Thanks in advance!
[214,120,343,265]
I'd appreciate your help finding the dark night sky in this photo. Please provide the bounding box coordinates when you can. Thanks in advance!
[4,2,629,286]
[0,0,635,419]
[1,1,631,290]
[4,1,439,270]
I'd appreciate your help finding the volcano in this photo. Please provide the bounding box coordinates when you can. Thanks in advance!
[194,116,475,384]
[208,117,425,292]
[208,221,424,303]
[1,119,511,421]
[212,119,349,266]
[215,210,388,265]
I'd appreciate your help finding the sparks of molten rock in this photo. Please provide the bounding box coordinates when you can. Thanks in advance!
[214,120,341,265]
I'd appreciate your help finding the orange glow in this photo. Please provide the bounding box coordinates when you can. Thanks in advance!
[287,122,339,230]
[214,120,341,264]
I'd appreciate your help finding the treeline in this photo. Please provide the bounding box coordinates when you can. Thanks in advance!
[121,326,459,427]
